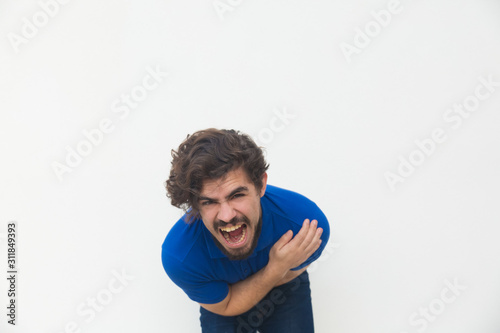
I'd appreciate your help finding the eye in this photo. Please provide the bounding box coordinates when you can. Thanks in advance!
[232,193,245,199]
[201,201,214,206]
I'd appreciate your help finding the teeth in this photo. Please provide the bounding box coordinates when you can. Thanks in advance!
[223,227,246,244]
[220,224,243,232]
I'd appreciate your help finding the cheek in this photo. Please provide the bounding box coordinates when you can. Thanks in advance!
[236,201,259,219]
[234,200,253,214]
[200,211,216,227]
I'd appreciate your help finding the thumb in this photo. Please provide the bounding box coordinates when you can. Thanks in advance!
[274,230,293,250]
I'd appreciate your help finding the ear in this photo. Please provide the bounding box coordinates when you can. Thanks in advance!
[259,172,268,197]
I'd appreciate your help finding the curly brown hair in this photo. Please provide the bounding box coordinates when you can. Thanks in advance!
[165,128,269,222]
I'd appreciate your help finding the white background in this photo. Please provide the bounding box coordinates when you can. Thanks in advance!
[1,0,500,332]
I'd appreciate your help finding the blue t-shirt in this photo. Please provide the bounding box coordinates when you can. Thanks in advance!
[161,184,330,304]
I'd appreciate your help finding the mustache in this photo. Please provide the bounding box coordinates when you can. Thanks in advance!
[214,216,249,229]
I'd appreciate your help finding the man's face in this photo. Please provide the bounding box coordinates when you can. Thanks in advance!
[198,168,267,260]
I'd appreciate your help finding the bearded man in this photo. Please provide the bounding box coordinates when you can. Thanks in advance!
[162,128,330,332]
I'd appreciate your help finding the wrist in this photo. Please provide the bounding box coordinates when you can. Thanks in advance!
[264,261,287,282]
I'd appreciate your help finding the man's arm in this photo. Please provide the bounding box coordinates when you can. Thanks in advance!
[275,265,309,287]
[199,219,322,317]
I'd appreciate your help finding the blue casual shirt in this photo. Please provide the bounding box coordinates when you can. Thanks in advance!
[161,184,330,304]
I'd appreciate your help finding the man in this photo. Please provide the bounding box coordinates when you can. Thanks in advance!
[162,128,330,332]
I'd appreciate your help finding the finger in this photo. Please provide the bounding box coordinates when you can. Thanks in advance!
[302,227,323,255]
[302,240,322,262]
[289,219,310,247]
[298,219,318,249]
[273,230,294,250]
[303,228,323,255]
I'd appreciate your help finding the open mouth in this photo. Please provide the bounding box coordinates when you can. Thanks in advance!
[219,224,248,247]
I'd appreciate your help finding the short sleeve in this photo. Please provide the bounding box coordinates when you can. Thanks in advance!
[162,253,229,304]
[290,202,330,271]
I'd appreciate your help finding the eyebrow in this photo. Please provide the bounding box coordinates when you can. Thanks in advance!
[198,186,249,202]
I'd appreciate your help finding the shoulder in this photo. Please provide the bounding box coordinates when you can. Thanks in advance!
[161,216,230,304]
[263,185,332,271]
[161,216,206,275]
[263,185,325,220]
[263,184,330,236]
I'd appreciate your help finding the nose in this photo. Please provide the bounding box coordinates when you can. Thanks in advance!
[217,201,237,224]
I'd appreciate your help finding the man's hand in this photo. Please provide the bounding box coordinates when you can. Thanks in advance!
[268,219,323,280]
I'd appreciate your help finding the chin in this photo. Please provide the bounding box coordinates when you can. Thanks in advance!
[212,217,262,261]
[224,241,254,261]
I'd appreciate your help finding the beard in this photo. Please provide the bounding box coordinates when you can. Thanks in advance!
[210,215,262,261]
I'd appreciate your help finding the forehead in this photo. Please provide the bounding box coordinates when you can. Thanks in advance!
[200,168,252,196]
